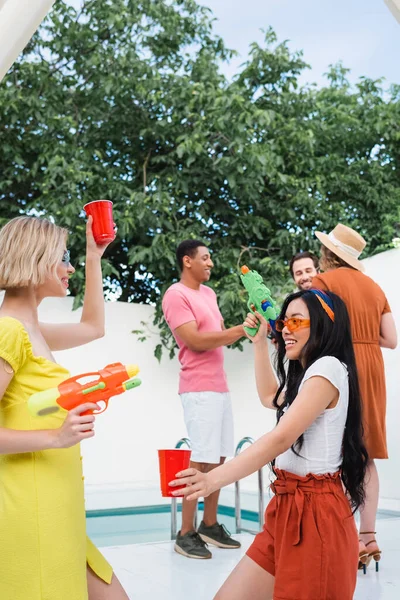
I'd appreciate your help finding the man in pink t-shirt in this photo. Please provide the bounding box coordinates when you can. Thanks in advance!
[162,239,244,559]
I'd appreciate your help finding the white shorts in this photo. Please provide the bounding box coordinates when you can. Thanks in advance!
[179,391,234,464]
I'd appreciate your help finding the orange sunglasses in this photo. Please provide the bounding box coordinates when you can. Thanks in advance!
[275,317,311,333]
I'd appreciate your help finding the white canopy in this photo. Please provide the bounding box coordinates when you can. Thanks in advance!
[0,0,55,82]
[385,0,400,22]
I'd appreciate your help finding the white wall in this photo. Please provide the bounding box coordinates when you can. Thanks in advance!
[359,249,400,511]
[42,298,271,510]
[38,248,400,512]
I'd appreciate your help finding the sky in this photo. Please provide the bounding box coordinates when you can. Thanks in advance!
[67,0,399,88]
[197,0,400,88]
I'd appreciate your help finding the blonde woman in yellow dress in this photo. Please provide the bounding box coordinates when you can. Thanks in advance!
[0,215,128,600]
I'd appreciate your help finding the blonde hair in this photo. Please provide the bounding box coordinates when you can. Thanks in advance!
[319,245,355,272]
[0,217,68,289]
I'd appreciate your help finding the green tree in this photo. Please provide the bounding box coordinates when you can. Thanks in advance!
[0,0,399,357]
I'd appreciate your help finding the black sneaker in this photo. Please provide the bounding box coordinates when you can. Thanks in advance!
[174,530,212,559]
[198,521,241,549]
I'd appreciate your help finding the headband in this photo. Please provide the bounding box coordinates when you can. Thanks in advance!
[309,289,335,322]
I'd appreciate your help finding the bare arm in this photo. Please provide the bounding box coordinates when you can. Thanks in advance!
[171,376,338,500]
[252,338,279,409]
[0,362,55,453]
[40,216,110,351]
[0,359,97,454]
[174,321,244,352]
[0,424,59,454]
[379,312,397,349]
[243,311,279,409]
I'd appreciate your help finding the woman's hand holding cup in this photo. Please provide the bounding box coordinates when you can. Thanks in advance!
[83,200,116,258]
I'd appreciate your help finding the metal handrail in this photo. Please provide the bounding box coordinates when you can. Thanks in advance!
[175,437,191,449]
[234,437,264,534]
[171,436,264,539]
[171,437,195,540]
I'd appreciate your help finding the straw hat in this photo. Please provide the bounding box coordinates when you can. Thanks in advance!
[315,224,366,272]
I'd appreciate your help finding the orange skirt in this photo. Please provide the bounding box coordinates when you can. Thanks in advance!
[246,469,358,600]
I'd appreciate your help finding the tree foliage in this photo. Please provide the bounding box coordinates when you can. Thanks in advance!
[0,0,399,357]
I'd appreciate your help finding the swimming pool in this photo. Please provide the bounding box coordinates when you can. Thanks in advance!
[86,503,259,547]
[86,503,400,548]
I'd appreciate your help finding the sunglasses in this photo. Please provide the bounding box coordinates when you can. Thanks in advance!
[61,250,71,264]
[275,317,310,333]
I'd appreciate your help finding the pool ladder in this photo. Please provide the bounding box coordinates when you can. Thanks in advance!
[234,436,264,535]
[170,436,264,539]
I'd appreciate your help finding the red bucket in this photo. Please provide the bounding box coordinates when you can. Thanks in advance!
[158,449,191,497]
[84,200,116,244]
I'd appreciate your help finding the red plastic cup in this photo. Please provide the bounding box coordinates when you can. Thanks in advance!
[83,200,116,244]
[158,449,191,497]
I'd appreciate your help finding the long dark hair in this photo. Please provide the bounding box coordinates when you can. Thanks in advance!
[273,289,368,511]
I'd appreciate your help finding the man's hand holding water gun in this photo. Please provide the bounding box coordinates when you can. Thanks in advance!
[240,265,279,337]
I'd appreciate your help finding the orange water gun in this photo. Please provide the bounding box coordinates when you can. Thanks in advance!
[28,362,141,417]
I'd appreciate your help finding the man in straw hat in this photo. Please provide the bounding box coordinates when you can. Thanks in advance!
[312,223,397,573]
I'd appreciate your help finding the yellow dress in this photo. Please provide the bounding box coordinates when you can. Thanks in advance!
[0,317,112,600]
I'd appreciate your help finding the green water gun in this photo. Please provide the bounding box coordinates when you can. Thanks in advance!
[240,265,279,337]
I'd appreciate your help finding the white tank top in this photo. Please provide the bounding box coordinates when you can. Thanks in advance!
[275,356,349,476]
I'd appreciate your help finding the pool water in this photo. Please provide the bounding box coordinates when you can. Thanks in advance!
[86,503,398,547]
[86,504,259,547]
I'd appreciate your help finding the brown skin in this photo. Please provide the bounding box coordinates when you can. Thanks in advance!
[180,245,214,290]
[291,257,318,291]
[175,246,243,535]
[174,246,244,352]
[180,458,226,536]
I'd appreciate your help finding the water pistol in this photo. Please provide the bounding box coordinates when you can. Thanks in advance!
[240,265,279,337]
[28,362,141,417]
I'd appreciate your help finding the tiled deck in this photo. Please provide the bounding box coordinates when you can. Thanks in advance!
[101,515,400,599]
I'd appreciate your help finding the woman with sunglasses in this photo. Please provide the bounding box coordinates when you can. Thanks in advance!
[170,288,368,600]
[0,216,128,599]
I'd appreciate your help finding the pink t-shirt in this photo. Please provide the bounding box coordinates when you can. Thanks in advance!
[162,282,229,394]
